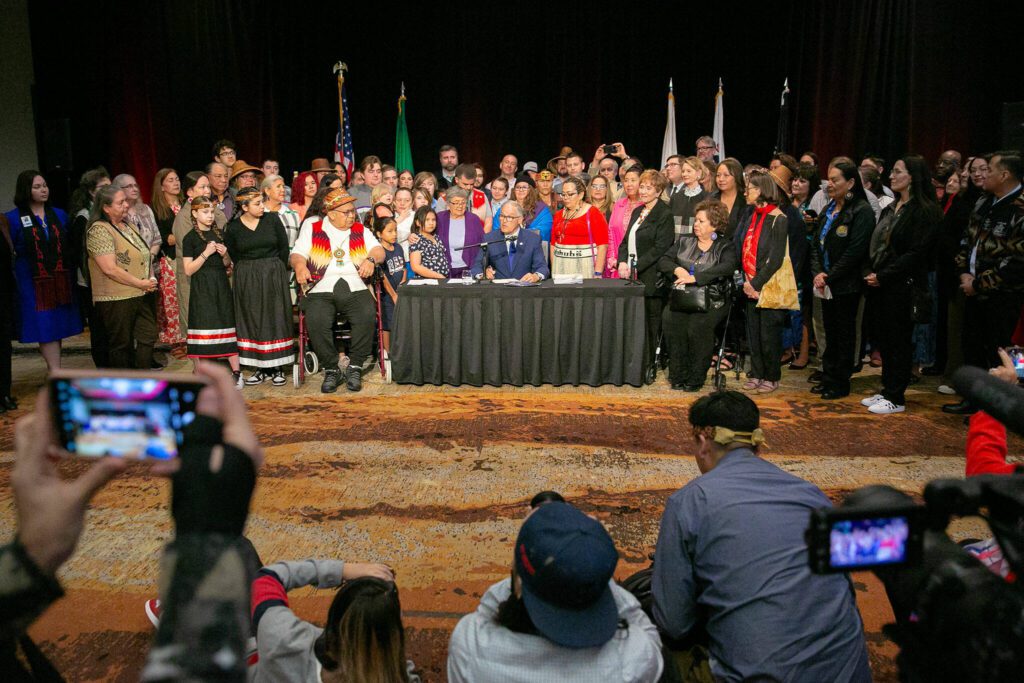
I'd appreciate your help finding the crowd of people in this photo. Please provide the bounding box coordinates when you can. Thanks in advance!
[1,136,1022,409]
[1,362,878,682]
[5,354,1021,680]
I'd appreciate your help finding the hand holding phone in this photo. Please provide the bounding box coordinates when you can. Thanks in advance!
[13,386,128,575]
[50,370,209,461]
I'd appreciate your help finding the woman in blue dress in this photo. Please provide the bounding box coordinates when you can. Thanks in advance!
[4,170,82,370]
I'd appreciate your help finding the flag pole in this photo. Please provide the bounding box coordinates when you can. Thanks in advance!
[661,78,678,168]
[713,77,725,161]
[333,61,347,154]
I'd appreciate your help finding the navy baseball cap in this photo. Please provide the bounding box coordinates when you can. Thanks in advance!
[514,502,620,648]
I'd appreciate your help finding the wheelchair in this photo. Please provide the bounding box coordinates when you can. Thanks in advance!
[292,266,392,387]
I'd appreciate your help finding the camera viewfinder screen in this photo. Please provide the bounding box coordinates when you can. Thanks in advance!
[829,516,910,569]
[54,377,200,460]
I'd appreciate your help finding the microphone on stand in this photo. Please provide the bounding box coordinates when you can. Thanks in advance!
[626,254,643,286]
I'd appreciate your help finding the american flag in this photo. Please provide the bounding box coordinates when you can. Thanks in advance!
[334,83,355,177]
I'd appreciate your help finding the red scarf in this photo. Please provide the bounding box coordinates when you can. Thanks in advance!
[742,204,777,279]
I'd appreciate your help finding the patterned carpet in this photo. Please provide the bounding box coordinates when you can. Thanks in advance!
[1,340,1018,681]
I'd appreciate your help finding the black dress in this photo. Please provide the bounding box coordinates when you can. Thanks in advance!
[183,230,237,359]
[224,214,295,370]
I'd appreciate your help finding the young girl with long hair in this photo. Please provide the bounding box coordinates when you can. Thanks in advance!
[372,215,406,353]
[181,197,241,386]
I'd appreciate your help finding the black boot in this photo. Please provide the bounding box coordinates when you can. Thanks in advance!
[346,365,362,392]
[1,396,16,411]
[321,368,341,393]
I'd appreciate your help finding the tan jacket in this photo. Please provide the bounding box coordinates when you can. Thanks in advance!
[87,220,151,301]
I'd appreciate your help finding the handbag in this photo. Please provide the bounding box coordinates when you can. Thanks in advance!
[756,227,800,310]
[670,283,708,312]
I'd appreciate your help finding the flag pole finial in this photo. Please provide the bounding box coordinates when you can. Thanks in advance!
[401,81,406,98]
[718,77,723,90]
[669,78,673,92]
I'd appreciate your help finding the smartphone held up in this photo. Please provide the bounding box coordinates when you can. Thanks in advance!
[49,369,209,461]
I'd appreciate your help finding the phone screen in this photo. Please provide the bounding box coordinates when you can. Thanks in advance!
[829,516,910,569]
[1007,346,1024,379]
[52,376,203,460]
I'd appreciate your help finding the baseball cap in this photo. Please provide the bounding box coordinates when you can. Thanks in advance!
[523,161,538,173]
[514,502,620,648]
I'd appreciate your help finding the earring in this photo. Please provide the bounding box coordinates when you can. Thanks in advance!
[845,191,854,201]
[710,232,718,240]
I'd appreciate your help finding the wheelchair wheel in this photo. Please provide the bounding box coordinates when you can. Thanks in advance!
[293,363,301,388]
[382,352,393,384]
[304,350,319,375]
[644,364,657,385]
[713,372,727,391]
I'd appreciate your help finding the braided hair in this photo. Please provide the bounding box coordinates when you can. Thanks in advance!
[189,196,220,242]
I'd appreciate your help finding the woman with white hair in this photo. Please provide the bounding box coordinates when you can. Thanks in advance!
[261,174,301,248]
[113,174,162,258]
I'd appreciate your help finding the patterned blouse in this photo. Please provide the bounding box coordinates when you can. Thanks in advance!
[409,234,449,278]
[127,203,162,251]
[275,205,301,248]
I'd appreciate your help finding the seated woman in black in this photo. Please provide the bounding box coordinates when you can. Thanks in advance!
[659,200,738,390]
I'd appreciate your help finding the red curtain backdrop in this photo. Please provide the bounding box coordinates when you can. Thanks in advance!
[26,1,1024,202]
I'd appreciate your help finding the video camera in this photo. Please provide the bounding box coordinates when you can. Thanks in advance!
[806,366,1024,682]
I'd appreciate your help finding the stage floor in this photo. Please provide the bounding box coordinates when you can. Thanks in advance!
[2,338,1018,681]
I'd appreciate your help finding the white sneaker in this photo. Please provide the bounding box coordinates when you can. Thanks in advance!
[937,384,956,395]
[860,394,885,407]
[868,399,905,415]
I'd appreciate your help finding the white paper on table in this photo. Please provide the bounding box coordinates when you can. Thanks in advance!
[553,275,583,285]
[492,278,518,284]
[813,285,833,300]
[407,279,439,286]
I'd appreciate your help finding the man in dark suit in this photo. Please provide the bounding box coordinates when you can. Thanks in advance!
[470,202,549,282]
[437,144,459,189]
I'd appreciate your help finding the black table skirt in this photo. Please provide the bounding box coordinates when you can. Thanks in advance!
[391,279,647,387]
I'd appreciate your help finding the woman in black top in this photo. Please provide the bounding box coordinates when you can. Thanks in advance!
[809,159,875,399]
[224,187,294,386]
[667,156,708,232]
[659,200,738,390]
[710,158,746,239]
[862,155,942,414]
[734,170,790,393]
[617,169,675,382]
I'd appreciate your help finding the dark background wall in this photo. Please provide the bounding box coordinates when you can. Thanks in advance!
[23,1,1024,203]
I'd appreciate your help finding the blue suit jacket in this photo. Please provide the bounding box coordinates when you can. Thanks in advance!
[469,229,550,280]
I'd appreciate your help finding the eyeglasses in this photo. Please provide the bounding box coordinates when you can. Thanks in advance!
[696,145,715,152]
[448,200,467,207]
[665,162,681,167]
[562,191,578,197]
[500,214,520,221]
[591,184,608,190]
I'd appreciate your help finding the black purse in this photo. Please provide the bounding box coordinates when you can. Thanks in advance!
[670,283,708,312]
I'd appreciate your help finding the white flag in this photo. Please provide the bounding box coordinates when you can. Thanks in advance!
[661,79,677,168]
[713,78,725,161]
